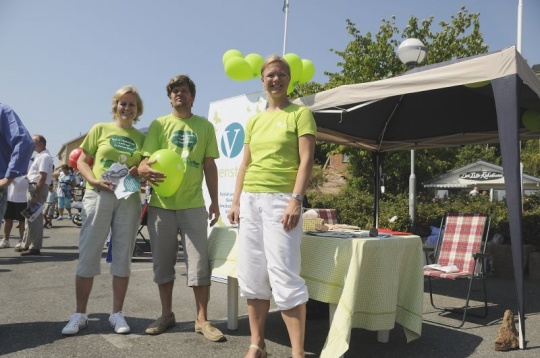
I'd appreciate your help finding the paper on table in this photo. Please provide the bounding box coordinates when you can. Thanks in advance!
[306,231,393,239]
[423,264,459,273]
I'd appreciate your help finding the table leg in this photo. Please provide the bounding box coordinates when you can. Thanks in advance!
[227,276,239,330]
[329,302,390,345]
[328,302,337,323]
[377,330,390,343]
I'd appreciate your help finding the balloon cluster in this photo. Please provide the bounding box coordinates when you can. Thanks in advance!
[522,109,540,131]
[222,49,315,94]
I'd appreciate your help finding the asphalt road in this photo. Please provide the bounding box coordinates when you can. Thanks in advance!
[1,220,539,357]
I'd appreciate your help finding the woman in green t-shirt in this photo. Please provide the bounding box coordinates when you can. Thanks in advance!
[228,55,317,358]
[62,86,146,336]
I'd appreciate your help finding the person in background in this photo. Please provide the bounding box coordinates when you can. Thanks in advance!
[227,55,317,358]
[17,134,54,256]
[55,164,76,220]
[61,86,146,336]
[0,103,34,236]
[469,186,479,196]
[137,74,223,342]
[43,183,57,229]
[1,176,28,248]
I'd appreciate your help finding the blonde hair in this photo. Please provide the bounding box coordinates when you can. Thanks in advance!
[260,55,291,77]
[111,85,144,122]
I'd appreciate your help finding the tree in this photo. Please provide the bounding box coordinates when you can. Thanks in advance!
[521,140,540,177]
[298,6,491,195]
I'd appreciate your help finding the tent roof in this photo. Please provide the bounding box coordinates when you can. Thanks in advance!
[294,46,540,152]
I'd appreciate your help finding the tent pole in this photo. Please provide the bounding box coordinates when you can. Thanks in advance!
[409,149,416,225]
[373,152,380,228]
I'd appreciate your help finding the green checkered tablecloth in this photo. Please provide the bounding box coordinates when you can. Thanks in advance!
[208,226,240,279]
[208,227,423,357]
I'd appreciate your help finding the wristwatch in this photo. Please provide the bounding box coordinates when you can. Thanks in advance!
[292,193,303,202]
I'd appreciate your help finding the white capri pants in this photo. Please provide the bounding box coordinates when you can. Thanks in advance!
[238,192,308,311]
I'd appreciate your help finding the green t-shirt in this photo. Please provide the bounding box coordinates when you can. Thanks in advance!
[244,103,317,193]
[80,122,146,190]
[142,113,219,210]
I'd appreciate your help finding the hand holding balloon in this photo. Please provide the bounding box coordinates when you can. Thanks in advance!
[138,158,166,185]
[143,149,185,198]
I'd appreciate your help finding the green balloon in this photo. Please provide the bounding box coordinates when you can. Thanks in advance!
[287,81,295,95]
[244,53,264,78]
[299,59,315,83]
[148,149,185,198]
[283,53,303,83]
[522,110,540,131]
[222,49,243,65]
[224,57,253,81]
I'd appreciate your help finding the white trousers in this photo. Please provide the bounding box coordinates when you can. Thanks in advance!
[238,192,308,311]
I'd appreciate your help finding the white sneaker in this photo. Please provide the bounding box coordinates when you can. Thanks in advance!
[109,311,130,334]
[0,240,10,248]
[62,313,88,335]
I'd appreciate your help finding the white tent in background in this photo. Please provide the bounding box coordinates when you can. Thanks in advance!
[294,46,540,348]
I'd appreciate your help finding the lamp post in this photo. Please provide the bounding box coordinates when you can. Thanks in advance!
[396,38,427,226]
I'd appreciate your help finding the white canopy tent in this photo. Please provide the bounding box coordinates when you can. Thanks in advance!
[294,46,540,348]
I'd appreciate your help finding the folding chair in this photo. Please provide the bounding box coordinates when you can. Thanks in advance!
[311,208,339,225]
[424,212,491,328]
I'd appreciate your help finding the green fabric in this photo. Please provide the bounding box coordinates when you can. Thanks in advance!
[208,227,423,357]
[142,114,219,210]
[80,122,145,191]
[243,104,316,193]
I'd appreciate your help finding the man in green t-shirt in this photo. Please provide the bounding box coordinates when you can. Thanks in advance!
[138,75,223,342]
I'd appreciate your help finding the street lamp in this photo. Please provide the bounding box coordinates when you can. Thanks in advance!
[396,38,427,226]
[397,38,427,69]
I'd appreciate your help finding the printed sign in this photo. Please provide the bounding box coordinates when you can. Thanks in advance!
[459,171,504,181]
[204,91,267,225]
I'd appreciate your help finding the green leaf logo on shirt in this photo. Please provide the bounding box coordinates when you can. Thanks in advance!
[171,130,197,151]
[101,159,116,169]
[109,136,137,155]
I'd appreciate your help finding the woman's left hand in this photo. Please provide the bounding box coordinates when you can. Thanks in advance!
[282,198,302,231]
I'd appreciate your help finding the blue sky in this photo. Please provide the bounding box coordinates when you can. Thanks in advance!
[1,0,539,161]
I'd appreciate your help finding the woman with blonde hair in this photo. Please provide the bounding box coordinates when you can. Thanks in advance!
[62,86,146,335]
[228,56,316,358]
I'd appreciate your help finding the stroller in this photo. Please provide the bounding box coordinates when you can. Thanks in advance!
[132,198,182,257]
[71,187,85,227]
[133,202,151,256]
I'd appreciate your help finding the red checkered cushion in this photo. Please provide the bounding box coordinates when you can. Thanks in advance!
[424,213,488,280]
[312,208,338,225]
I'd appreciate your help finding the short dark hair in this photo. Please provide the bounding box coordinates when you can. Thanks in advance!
[166,75,196,99]
[34,134,46,146]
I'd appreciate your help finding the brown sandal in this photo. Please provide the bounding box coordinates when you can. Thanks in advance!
[249,344,267,358]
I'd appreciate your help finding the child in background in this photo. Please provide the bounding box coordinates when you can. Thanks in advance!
[43,183,58,229]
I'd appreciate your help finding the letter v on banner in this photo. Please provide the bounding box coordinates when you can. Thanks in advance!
[204,91,267,225]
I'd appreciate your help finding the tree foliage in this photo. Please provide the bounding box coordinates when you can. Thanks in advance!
[521,140,540,177]
[297,6,495,195]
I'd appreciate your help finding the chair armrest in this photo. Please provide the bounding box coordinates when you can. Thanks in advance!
[472,252,491,259]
